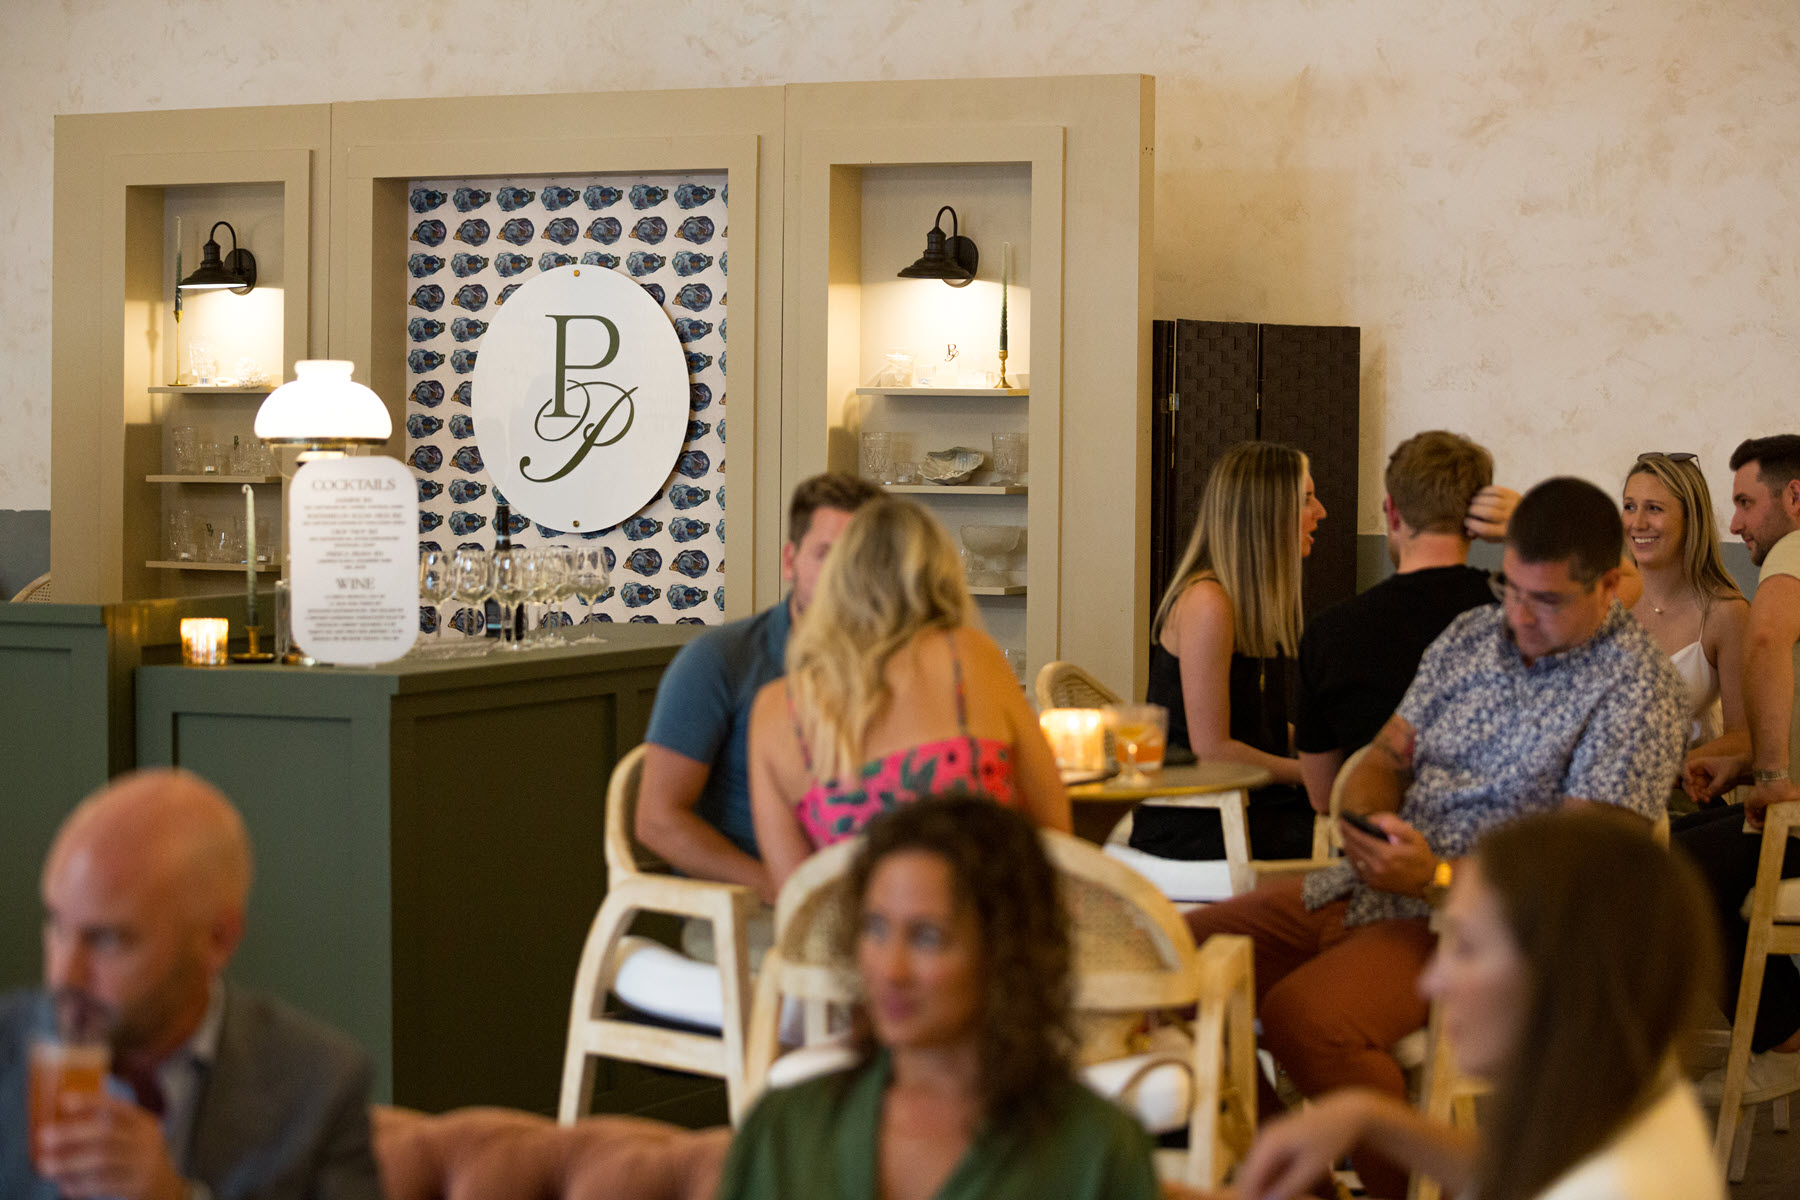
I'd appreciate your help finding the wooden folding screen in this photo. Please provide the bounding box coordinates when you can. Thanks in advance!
[1150,321,1360,623]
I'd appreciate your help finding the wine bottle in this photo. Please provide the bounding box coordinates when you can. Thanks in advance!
[486,504,511,638]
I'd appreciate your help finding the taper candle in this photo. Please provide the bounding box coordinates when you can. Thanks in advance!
[243,484,258,630]
[999,241,1010,354]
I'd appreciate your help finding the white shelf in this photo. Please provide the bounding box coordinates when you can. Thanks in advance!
[855,386,1027,397]
[147,474,282,484]
[147,385,274,394]
[968,585,1027,596]
[147,560,281,572]
[885,484,1027,495]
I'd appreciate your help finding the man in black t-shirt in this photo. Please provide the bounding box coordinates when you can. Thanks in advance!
[1295,430,1516,812]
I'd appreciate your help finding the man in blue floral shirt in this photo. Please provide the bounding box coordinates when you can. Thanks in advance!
[1187,476,1685,1199]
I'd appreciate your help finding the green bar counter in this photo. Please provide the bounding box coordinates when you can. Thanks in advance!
[133,624,699,1114]
[0,593,254,995]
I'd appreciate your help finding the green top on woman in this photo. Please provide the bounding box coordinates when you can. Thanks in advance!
[714,1050,1161,1200]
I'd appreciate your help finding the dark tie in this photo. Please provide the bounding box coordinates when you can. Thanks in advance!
[124,1071,166,1119]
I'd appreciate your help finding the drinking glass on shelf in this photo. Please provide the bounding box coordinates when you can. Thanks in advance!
[492,543,531,651]
[228,516,249,564]
[859,431,895,485]
[199,519,230,563]
[1104,703,1168,786]
[166,510,196,562]
[569,546,611,644]
[169,426,199,474]
[450,547,494,651]
[991,432,1027,485]
[188,341,217,386]
[419,549,454,650]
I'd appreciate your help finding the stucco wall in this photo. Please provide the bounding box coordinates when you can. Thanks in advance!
[2,0,1795,536]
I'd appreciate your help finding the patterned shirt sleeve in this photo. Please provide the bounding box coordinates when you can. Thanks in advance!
[1560,653,1684,817]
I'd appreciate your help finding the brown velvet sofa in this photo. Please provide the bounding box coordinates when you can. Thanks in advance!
[373,1105,731,1200]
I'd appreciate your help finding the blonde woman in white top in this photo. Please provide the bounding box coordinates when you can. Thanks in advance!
[1620,453,1749,773]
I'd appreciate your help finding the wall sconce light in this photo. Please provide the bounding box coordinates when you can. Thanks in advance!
[178,221,257,295]
[254,360,393,451]
[897,205,978,287]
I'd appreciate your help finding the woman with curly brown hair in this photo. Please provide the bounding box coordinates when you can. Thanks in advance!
[714,798,1159,1200]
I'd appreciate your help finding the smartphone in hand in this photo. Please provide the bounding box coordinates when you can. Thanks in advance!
[1340,809,1392,841]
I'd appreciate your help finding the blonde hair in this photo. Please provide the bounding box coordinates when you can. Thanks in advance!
[785,497,975,781]
[1624,455,1743,615]
[1152,441,1306,658]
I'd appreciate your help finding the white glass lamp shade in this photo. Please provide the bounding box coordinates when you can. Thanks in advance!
[254,360,393,446]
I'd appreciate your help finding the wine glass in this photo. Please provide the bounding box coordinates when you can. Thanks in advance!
[450,546,494,653]
[548,545,579,643]
[569,546,611,644]
[492,544,531,651]
[522,548,560,647]
[418,549,454,653]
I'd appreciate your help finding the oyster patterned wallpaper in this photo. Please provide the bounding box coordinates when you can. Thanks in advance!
[4,0,1798,537]
[404,174,727,630]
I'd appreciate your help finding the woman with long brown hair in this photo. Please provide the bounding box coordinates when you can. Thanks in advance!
[1229,808,1724,1200]
[1137,440,1325,863]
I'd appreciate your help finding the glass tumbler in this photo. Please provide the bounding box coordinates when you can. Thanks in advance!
[166,509,196,561]
[169,426,199,474]
[991,432,1027,485]
[859,432,895,485]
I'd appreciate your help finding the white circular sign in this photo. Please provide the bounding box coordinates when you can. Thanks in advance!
[472,266,690,532]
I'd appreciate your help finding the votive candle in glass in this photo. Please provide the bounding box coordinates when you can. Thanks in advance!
[1038,707,1106,773]
[180,618,230,667]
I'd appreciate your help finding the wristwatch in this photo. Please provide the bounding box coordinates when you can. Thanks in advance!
[1755,768,1791,784]
[1422,858,1454,907]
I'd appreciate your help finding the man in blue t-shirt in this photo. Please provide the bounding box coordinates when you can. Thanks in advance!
[638,473,880,903]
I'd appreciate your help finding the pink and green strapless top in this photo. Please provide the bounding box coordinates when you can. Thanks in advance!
[796,736,1017,848]
[789,634,1017,848]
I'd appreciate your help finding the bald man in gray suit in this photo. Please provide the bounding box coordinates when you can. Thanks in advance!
[0,769,381,1200]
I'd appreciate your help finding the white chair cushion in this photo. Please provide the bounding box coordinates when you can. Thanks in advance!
[765,1041,861,1090]
[1392,1028,1428,1070]
[1103,844,1234,903]
[1082,1048,1194,1135]
[1740,879,1800,923]
[611,935,725,1030]
[763,1035,1194,1136]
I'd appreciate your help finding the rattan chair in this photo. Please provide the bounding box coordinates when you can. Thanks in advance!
[741,831,1260,1190]
[559,745,764,1124]
[1034,659,1122,711]
[8,572,51,603]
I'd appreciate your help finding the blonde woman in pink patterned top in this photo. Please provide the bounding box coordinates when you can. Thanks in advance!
[748,498,1071,892]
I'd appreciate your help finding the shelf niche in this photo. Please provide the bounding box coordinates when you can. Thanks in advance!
[806,150,1055,674]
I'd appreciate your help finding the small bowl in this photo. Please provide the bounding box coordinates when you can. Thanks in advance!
[919,446,986,485]
[961,524,1026,556]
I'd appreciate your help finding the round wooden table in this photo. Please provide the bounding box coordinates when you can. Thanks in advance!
[1067,761,1274,894]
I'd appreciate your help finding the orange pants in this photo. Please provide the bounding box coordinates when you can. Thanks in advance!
[1186,877,1435,1199]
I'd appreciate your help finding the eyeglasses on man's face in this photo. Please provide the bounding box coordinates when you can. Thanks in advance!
[1487,570,1594,619]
